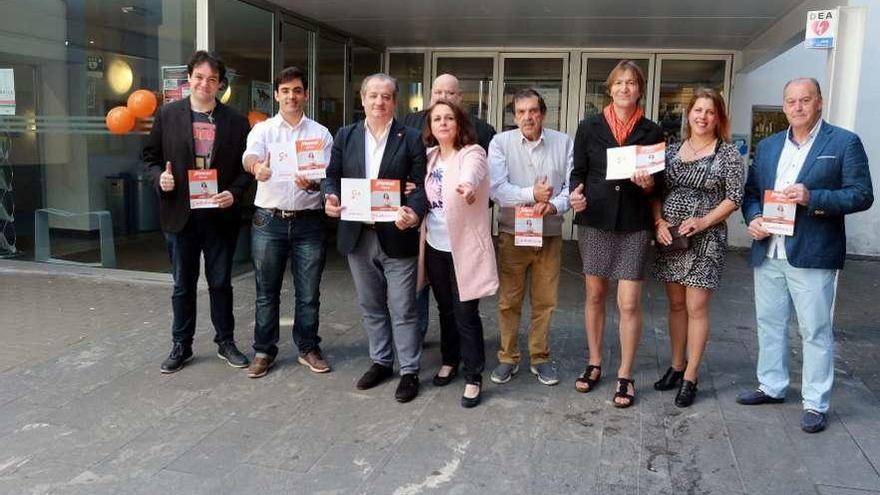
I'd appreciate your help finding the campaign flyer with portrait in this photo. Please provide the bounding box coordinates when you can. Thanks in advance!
[762,190,796,236]
[606,142,666,180]
[295,138,327,179]
[370,179,400,222]
[515,205,543,247]
[188,169,218,209]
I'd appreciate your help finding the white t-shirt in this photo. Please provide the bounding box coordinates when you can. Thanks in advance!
[425,157,451,252]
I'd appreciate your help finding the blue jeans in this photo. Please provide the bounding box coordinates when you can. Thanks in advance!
[754,258,837,412]
[164,212,240,346]
[251,208,326,358]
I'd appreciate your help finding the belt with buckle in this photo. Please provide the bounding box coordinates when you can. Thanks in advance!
[266,208,322,220]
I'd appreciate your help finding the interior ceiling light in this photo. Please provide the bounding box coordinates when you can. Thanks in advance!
[121,6,148,15]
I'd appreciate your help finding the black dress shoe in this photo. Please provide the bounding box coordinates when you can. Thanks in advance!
[395,373,420,403]
[674,379,698,408]
[160,342,193,373]
[357,363,394,390]
[460,377,482,408]
[653,366,685,391]
[217,342,249,368]
[432,366,458,387]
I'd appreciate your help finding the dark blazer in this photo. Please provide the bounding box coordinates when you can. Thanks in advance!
[569,113,665,232]
[402,110,496,153]
[142,98,252,233]
[322,119,428,258]
[742,120,873,269]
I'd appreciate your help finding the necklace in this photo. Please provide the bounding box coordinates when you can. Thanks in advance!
[685,137,715,156]
[195,107,215,124]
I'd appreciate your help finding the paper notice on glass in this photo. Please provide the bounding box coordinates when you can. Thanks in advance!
[514,205,543,247]
[0,68,15,115]
[188,169,218,209]
[296,138,327,180]
[341,178,371,222]
[371,179,401,222]
[266,142,296,182]
[606,143,666,180]
[762,190,796,236]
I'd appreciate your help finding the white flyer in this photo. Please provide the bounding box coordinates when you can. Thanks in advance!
[0,68,15,115]
[266,142,297,183]
[606,142,666,180]
[340,178,371,222]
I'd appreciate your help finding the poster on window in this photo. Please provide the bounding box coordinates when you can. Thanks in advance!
[162,65,190,104]
[251,81,273,115]
[0,69,15,115]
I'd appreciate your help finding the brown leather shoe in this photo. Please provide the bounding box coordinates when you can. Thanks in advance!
[298,350,331,373]
[246,355,274,378]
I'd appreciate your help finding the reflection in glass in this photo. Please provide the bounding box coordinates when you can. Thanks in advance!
[388,53,424,118]
[657,59,726,143]
[351,46,382,122]
[436,57,493,122]
[215,0,273,118]
[282,23,311,75]
[502,58,565,131]
[317,36,345,135]
[0,0,196,270]
[582,58,649,118]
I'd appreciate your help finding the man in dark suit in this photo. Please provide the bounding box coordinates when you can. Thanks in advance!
[143,51,253,374]
[736,78,873,433]
[322,73,428,402]
[402,73,497,343]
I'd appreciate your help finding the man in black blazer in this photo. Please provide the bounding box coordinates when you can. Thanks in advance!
[402,73,496,342]
[143,51,252,374]
[322,73,427,402]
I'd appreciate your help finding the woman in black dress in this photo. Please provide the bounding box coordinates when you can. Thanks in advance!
[651,88,744,407]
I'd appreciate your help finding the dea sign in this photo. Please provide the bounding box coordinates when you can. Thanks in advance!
[805,9,838,49]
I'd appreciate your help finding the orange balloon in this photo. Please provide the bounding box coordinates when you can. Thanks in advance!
[106,106,136,134]
[127,89,158,118]
[247,110,268,128]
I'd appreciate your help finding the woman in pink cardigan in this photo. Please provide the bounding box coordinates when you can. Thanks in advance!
[418,100,498,408]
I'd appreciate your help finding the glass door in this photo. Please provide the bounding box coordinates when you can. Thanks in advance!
[579,53,653,121]
[498,53,569,132]
[432,53,497,126]
[652,54,732,143]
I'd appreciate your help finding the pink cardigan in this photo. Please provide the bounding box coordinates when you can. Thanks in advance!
[417,144,499,302]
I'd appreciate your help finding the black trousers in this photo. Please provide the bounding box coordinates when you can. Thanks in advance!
[425,244,485,381]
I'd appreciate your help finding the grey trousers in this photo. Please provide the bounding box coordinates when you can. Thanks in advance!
[347,229,422,375]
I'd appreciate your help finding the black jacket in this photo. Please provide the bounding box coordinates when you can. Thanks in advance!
[142,98,251,233]
[402,110,496,154]
[570,113,664,232]
[322,119,427,258]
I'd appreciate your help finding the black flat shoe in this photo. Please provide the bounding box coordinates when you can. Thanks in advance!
[653,366,685,391]
[675,379,698,408]
[432,365,458,387]
[461,377,482,408]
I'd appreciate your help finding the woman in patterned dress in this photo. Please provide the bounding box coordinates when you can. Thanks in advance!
[569,60,664,408]
[651,88,745,407]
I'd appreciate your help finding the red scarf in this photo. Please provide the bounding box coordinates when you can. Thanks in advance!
[603,104,643,146]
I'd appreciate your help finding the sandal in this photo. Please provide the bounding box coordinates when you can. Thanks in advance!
[612,377,635,408]
[575,364,602,393]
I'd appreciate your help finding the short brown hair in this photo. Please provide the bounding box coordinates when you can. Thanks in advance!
[422,100,477,149]
[682,88,731,142]
[606,60,646,105]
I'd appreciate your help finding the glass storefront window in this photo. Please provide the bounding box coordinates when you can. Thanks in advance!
[282,22,312,75]
[351,46,383,122]
[215,0,273,118]
[435,57,494,122]
[388,52,425,118]
[656,58,728,143]
[501,57,566,131]
[0,0,196,270]
[317,36,346,136]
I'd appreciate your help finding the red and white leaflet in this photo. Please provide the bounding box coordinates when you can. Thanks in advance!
[606,142,666,180]
[635,142,666,175]
[295,138,327,180]
[188,169,218,209]
[514,205,543,247]
[370,179,400,222]
[762,190,796,236]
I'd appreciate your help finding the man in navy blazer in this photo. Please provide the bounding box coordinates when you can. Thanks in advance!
[322,73,428,403]
[736,78,873,433]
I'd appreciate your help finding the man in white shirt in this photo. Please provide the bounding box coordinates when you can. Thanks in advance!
[488,88,574,387]
[242,67,333,378]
